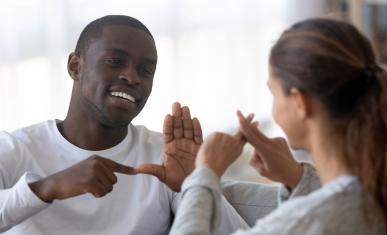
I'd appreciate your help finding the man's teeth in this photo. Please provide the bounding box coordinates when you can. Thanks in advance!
[110,91,135,102]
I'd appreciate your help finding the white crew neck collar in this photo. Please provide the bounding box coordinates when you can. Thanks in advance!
[49,119,133,156]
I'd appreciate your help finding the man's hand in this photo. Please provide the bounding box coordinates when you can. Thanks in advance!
[29,155,137,202]
[237,111,303,189]
[135,102,203,192]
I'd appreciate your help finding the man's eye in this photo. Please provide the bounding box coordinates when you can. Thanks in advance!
[104,58,124,66]
[138,66,154,77]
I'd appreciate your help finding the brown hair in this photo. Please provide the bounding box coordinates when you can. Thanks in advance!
[270,18,387,222]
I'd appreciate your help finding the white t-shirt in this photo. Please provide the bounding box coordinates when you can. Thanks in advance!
[0,120,179,235]
[0,120,249,235]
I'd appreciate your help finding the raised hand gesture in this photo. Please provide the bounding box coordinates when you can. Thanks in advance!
[237,111,303,188]
[136,102,203,191]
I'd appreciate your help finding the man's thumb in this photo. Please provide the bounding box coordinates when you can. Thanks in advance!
[135,164,165,181]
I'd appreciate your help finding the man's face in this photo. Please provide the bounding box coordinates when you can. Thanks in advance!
[71,25,157,127]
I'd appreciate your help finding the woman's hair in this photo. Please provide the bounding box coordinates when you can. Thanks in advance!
[270,18,387,221]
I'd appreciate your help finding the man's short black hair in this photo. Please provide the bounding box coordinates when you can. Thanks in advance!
[74,15,153,56]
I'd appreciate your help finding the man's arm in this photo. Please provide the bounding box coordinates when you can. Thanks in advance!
[28,155,136,202]
[0,132,136,232]
[0,172,50,232]
[0,133,50,232]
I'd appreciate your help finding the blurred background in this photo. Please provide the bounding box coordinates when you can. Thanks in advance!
[0,0,386,182]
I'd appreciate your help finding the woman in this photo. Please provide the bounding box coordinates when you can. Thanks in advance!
[170,18,386,234]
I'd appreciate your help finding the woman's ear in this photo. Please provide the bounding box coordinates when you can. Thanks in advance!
[290,88,312,120]
[67,53,81,81]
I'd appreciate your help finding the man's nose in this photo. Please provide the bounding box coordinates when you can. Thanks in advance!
[118,66,140,85]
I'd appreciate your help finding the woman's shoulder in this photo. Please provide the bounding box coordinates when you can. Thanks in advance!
[251,176,384,235]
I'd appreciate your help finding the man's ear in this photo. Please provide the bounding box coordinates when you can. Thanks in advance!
[290,88,312,120]
[67,52,81,81]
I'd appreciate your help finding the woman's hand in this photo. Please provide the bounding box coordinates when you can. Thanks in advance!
[237,111,303,189]
[196,132,245,178]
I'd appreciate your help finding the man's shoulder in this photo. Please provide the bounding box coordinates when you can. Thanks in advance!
[10,120,53,143]
[0,120,53,171]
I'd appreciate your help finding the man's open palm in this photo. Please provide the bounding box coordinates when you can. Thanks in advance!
[135,102,203,191]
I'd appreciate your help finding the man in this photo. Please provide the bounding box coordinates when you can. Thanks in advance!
[0,15,248,234]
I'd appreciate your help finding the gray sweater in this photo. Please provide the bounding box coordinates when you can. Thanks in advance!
[171,164,385,235]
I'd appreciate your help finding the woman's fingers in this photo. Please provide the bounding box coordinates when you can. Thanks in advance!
[249,150,269,176]
[234,113,254,142]
[237,110,270,149]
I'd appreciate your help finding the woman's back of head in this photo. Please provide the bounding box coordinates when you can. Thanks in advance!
[269,18,387,223]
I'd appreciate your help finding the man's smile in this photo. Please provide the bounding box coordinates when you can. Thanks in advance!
[109,91,136,103]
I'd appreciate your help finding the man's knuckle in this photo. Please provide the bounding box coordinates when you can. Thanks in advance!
[107,186,113,193]
[112,175,118,184]
[90,160,102,170]
[85,175,97,185]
